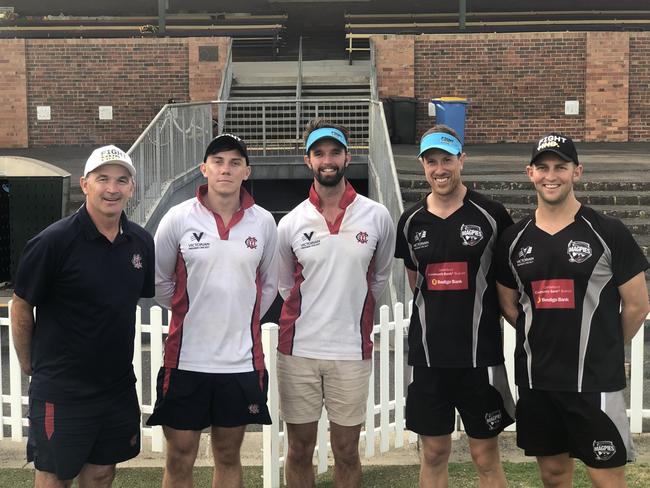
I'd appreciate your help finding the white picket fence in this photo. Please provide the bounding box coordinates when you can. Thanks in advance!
[1,303,649,488]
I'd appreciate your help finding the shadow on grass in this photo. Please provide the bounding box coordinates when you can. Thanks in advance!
[1,462,649,487]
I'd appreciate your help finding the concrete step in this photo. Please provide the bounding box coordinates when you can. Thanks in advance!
[503,203,649,220]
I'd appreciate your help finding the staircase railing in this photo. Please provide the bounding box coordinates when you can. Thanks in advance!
[126,102,213,226]
[217,39,234,134]
[370,38,379,101]
[368,100,412,307]
[295,36,303,142]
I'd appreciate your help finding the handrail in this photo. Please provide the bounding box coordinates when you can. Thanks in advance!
[217,39,233,135]
[369,38,378,101]
[295,36,303,142]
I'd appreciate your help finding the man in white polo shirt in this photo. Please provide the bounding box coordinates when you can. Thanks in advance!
[148,134,278,488]
[276,118,396,487]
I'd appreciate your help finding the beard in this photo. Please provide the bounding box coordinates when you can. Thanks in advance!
[313,165,347,187]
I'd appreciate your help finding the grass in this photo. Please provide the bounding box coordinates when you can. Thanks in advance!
[1,462,649,487]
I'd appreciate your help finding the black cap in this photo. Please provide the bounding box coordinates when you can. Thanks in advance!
[203,133,249,165]
[530,133,579,165]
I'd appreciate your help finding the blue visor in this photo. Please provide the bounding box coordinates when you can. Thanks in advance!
[305,128,348,154]
[418,132,462,157]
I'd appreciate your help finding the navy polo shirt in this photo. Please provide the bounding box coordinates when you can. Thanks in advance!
[14,204,154,402]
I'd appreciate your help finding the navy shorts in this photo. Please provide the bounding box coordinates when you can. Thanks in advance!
[146,367,272,430]
[406,365,515,438]
[27,387,141,481]
[516,387,634,468]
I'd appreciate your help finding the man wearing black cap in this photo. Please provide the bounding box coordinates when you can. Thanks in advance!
[395,125,515,487]
[148,134,278,487]
[496,133,650,487]
[11,145,154,487]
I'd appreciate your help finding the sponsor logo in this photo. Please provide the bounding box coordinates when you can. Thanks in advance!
[299,230,321,249]
[248,404,260,415]
[532,279,575,309]
[188,231,211,250]
[412,230,429,250]
[245,236,258,249]
[460,224,483,247]
[356,231,369,244]
[485,410,502,430]
[302,231,315,241]
[567,240,592,263]
[516,246,534,266]
[593,440,616,461]
[191,232,204,242]
[426,262,469,291]
[537,134,567,152]
[99,147,128,163]
[131,254,143,269]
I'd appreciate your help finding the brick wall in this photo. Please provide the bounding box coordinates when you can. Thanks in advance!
[0,40,28,148]
[372,35,414,99]
[413,33,587,143]
[629,33,650,141]
[585,32,629,141]
[17,37,228,147]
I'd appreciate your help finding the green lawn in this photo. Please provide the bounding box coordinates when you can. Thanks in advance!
[1,462,649,487]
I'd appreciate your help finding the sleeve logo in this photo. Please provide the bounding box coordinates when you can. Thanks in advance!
[567,240,592,263]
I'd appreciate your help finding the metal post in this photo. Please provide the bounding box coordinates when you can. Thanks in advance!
[158,0,167,35]
[459,0,466,30]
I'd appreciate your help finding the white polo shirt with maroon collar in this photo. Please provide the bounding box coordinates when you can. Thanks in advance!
[154,184,278,374]
[277,181,396,360]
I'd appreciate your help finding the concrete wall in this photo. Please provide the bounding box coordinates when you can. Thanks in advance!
[373,31,650,143]
[0,37,229,148]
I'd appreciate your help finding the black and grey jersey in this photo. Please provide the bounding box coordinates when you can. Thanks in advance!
[496,205,649,392]
[395,189,513,368]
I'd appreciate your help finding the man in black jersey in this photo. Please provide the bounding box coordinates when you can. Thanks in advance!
[395,125,515,487]
[496,133,650,487]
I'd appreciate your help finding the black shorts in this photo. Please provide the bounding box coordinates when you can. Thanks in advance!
[406,365,515,439]
[516,387,634,468]
[27,387,140,481]
[146,367,272,430]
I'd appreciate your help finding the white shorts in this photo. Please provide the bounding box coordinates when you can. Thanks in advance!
[276,352,372,426]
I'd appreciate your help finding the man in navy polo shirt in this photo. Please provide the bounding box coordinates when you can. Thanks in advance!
[11,145,154,487]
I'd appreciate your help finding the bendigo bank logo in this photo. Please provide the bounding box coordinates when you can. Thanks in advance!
[567,240,592,263]
[460,224,483,246]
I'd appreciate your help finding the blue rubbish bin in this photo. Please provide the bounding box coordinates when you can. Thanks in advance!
[432,97,468,144]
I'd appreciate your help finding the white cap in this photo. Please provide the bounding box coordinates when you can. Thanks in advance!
[83,145,136,178]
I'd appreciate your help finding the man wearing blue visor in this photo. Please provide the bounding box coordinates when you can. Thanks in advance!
[395,125,515,487]
[276,118,395,487]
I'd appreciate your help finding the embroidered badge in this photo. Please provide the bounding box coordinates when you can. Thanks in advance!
[131,254,143,269]
[245,236,258,249]
[356,231,369,244]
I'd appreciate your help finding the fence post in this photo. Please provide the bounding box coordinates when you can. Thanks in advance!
[316,410,328,474]
[502,320,517,431]
[133,307,143,429]
[7,300,25,441]
[379,305,390,453]
[262,323,280,488]
[365,346,376,458]
[394,302,405,448]
[149,306,164,452]
[629,321,645,433]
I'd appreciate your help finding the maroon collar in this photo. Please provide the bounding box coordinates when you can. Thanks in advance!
[197,184,255,239]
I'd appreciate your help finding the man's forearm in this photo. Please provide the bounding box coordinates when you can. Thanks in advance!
[621,303,650,343]
[10,294,35,375]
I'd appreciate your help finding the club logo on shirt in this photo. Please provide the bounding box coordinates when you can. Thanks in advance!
[460,224,483,246]
[412,230,429,250]
[567,240,592,263]
[245,236,258,249]
[516,246,534,266]
[593,440,616,461]
[356,231,369,244]
[248,404,260,415]
[131,253,143,269]
[485,410,502,430]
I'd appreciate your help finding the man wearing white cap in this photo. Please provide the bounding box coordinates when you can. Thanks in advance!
[276,118,395,487]
[395,125,515,487]
[11,145,154,487]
